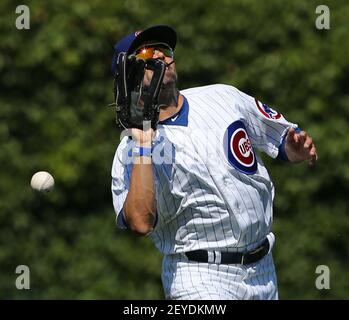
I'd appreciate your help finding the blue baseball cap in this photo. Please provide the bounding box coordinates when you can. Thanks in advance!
[111,25,177,75]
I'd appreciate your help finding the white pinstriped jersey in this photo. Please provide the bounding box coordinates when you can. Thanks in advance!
[111,84,297,255]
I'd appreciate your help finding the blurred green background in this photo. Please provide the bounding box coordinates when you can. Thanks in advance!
[1,0,348,299]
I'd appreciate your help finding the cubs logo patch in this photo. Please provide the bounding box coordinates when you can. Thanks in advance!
[255,98,282,120]
[223,121,257,175]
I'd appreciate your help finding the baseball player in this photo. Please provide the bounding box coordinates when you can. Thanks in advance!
[110,25,318,300]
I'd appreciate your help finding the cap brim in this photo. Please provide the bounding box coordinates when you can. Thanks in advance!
[127,25,177,54]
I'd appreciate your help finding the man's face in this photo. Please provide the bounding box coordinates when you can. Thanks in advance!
[133,43,177,88]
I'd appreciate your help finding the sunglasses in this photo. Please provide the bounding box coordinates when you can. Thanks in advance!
[134,43,174,60]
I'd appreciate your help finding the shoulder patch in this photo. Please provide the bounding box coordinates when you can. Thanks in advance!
[255,98,282,120]
[223,121,257,175]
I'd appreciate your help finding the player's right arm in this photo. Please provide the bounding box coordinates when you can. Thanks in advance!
[122,128,157,236]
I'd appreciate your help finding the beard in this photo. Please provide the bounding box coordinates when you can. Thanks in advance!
[162,62,177,85]
[140,63,179,107]
[143,62,177,86]
[158,82,178,106]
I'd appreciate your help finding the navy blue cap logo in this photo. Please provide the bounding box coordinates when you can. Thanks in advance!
[223,121,257,175]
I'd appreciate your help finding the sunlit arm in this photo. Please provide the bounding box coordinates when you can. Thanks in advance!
[123,156,157,236]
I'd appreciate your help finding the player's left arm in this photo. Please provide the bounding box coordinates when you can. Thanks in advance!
[284,127,318,166]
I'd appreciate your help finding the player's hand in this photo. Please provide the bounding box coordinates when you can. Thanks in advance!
[131,127,155,146]
[285,128,318,166]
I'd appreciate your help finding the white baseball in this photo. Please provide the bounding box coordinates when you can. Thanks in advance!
[30,171,55,192]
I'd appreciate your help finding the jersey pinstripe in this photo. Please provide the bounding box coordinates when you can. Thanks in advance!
[111,84,297,255]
